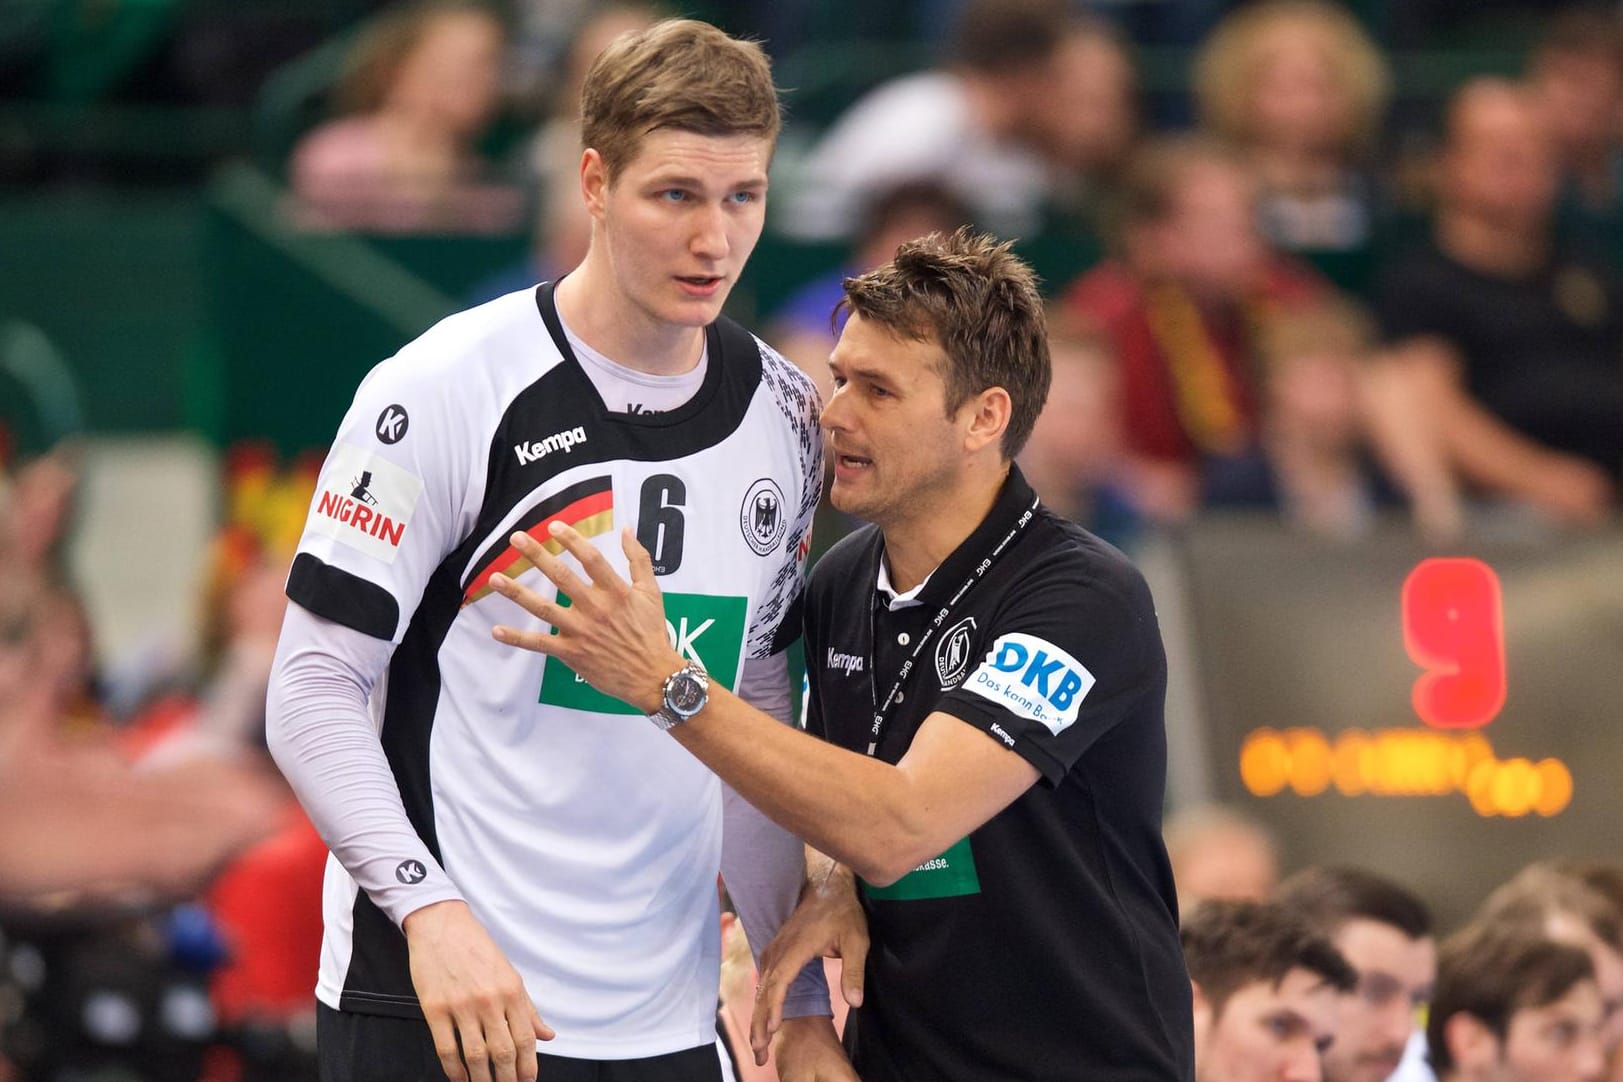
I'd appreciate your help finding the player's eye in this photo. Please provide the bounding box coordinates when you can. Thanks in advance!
[729,190,757,205]
[660,189,689,203]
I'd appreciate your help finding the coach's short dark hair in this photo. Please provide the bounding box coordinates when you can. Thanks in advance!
[1277,866,1433,941]
[1427,922,1594,1075]
[1182,899,1357,1019]
[838,227,1050,458]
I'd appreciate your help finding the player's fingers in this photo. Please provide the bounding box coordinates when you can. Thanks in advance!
[622,527,658,589]
[532,1006,555,1042]
[510,531,590,601]
[506,999,538,1082]
[426,1010,469,1082]
[546,521,628,594]
[482,1006,519,1082]
[456,1005,497,1082]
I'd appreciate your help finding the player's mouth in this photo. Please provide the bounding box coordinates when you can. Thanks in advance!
[676,275,724,298]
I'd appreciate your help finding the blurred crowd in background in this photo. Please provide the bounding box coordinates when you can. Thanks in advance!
[2,0,1623,1078]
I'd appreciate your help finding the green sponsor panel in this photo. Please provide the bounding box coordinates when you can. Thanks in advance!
[861,836,981,901]
[539,592,747,713]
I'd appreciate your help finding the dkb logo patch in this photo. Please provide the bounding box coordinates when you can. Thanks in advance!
[962,632,1094,735]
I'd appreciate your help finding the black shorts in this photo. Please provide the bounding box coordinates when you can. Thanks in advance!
[315,1003,727,1082]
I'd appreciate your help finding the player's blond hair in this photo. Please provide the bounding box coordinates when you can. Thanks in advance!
[580,19,780,180]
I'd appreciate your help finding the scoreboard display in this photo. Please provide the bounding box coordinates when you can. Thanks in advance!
[1164,516,1623,929]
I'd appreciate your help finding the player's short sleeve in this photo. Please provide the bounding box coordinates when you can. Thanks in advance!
[938,550,1163,787]
[286,352,474,643]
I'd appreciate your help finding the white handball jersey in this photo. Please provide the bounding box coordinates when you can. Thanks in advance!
[286,283,822,1058]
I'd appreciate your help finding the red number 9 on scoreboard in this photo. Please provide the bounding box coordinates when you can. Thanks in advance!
[1402,558,1507,730]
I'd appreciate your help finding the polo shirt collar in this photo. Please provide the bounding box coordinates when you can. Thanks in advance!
[873,464,1037,611]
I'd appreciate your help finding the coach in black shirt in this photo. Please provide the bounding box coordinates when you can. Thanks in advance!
[489,228,1194,1081]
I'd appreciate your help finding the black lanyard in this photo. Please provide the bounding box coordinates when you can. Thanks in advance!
[864,497,1039,756]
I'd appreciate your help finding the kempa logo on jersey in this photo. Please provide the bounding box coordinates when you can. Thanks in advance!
[964,632,1095,735]
[827,649,865,676]
[308,443,423,565]
[514,426,587,465]
[541,592,747,714]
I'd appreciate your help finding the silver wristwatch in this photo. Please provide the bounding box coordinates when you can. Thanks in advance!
[650,661,709,731]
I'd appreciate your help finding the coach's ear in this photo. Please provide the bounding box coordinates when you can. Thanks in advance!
[960,385,1011,457]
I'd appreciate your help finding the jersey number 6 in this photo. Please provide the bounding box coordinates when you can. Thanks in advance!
[638,474,687,576]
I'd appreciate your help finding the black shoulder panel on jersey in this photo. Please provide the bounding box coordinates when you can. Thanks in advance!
[286,552,401,641]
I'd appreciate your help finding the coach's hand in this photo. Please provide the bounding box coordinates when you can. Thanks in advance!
[490,524,681,714]
[774,1016,859,1082]
[403,900,553,1082]
[751,863,868,1064]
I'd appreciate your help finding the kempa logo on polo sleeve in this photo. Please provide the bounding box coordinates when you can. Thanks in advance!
[963,632,1095,735]
[309,443,423,564]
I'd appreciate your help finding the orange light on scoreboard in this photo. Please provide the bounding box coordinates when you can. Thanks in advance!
[1239,727,1573,817]
[1238,558,1574,818]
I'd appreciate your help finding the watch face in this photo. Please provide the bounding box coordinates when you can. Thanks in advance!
[667,672,708,715]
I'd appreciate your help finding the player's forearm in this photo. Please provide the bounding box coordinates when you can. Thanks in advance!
[725,657,833,1018]
[267,605,463,924]
[671,685,934,886]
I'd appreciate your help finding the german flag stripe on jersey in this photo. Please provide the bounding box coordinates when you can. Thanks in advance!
[461,475,614,607]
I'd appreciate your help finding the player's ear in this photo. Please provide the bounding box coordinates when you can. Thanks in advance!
[580,148,609,220]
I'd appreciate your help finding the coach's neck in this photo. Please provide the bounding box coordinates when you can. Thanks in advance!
[881,458,1010,595]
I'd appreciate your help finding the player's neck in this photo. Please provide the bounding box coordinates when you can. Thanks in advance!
[554,261,705,376]
[880,463,1009,595]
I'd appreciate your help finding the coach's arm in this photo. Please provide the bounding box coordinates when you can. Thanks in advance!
[487,524,1039,887]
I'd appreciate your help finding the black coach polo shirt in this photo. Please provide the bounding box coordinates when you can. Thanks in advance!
[803,467,1193,1081]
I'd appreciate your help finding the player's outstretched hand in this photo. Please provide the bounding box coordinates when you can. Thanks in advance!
[774,1016,859,1082]
[403,900,553,1082]
[490,524,682,713]
[751,864,868,1065]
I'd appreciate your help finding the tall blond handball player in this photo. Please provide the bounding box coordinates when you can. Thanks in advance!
[267,19,847,1082]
